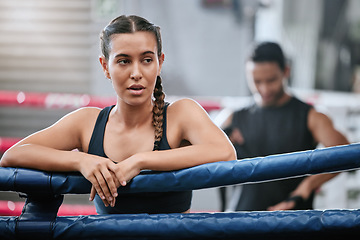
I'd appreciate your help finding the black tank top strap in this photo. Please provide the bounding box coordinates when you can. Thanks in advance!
[88,105,114,157]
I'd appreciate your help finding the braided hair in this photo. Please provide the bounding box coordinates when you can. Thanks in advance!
[100,15,165,150]
[152,76,165,150]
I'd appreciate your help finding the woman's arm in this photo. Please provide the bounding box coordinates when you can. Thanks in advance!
[0,108,120,207]
[108,99,237,184]
[0,108,100,169]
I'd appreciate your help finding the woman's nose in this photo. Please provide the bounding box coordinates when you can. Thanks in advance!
[130,63,142,80]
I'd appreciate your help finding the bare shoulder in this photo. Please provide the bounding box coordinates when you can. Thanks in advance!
[50,107,102,136]
[50,107,103,151]
[167,98,218,135]
[60,107,101,124]
[7,107,103,152]
[70,107,102,118]
[166,98,210,131]
[167,98,205,115]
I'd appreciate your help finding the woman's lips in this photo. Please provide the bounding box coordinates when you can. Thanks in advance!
[127,84,145,95]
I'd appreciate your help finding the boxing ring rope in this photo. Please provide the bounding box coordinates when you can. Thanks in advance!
[0,143,359,239]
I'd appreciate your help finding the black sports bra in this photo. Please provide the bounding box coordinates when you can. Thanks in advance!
[87,103,192,214]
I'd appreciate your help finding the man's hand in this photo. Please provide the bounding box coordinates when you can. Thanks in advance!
[229,128,244,145]
[268,195,305,211]
[267,199,296,211]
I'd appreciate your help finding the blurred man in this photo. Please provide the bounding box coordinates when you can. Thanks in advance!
[220,42,349,211]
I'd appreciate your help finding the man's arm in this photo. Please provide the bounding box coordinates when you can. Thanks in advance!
[268,108,349,211]
[218,112,246,146]
[308,108,349,147]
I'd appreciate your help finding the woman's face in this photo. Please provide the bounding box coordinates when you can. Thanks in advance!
[100,31,164,106]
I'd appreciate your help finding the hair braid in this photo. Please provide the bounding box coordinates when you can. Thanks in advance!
[152,76,165,150]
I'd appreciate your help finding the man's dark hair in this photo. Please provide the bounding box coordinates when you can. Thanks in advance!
[249,42,286,71]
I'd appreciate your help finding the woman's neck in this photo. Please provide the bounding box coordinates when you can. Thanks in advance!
[111,100,154,128]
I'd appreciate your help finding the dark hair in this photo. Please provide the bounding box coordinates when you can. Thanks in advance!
[100,15,162,60]
[249,42,286,71]
[100,15,165,150]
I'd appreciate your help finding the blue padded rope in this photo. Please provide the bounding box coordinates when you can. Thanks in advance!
[0,143,359,195]
[52,210,360,239]
[0,143,359,239]
[1,210,360,239]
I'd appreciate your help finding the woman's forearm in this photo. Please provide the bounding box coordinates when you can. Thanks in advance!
[0,144,84,172]
[136,143,236,171]
[108,142,235,188]
[1,144,124,207]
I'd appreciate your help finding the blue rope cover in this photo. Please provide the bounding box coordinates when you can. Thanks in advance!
[1,210,360,239]
[0,143,359,195]
[0,143,359,239]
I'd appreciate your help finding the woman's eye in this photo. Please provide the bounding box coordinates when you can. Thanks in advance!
[143,58,153,64]
[118,59,130,65]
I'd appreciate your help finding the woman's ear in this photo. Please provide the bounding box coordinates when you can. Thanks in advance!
[99,56,111,79]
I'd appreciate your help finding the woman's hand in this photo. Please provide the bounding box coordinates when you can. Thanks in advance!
[80,154,143,207]
[88,171,120,207]
[109,154,143,188]
[78,155,121,207]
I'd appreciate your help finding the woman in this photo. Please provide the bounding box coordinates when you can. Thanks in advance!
[0,15,236,214]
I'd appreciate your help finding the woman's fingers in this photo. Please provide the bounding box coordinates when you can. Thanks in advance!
[110,171,121,188]
[80,157,119,207]
[109,161,136,187]
[93,164,120,207]
[90,172,110,206]
[89,185,113,208]
[94,169,116,203]
[89,185,96,201]
[101,165,119,199]
[86,173,106,201]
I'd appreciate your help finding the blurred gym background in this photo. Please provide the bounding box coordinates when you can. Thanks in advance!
[1,0,360,213]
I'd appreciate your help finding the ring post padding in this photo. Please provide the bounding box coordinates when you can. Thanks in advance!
[15,195,64,240]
